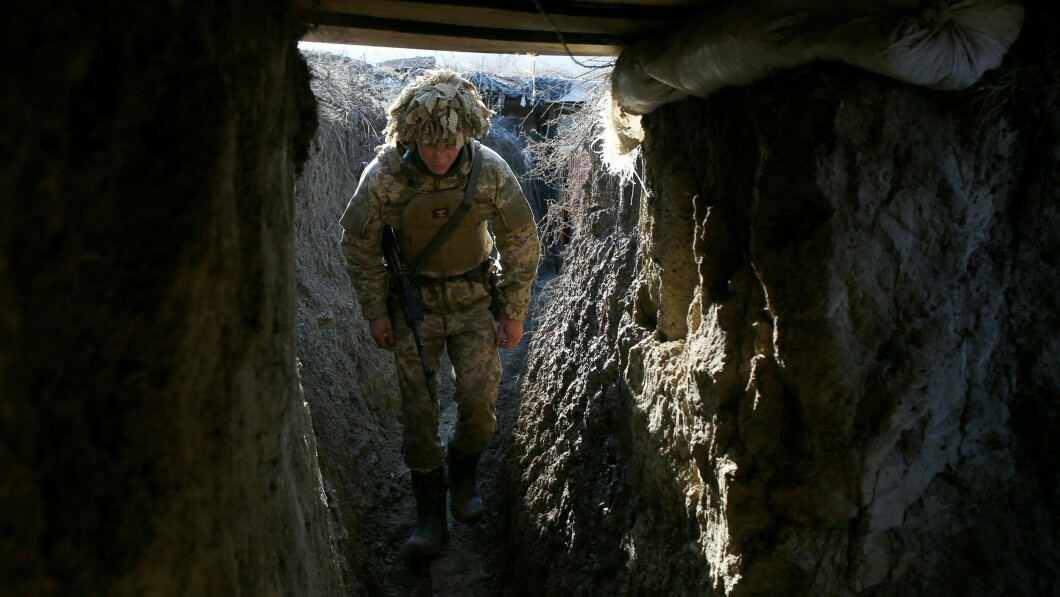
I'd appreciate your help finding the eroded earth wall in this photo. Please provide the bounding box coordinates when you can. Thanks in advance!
[509,11,1058,596]
[294,53,395,594]
[1,2,342,594]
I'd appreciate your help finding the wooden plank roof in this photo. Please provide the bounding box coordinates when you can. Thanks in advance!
[298,0,717,56]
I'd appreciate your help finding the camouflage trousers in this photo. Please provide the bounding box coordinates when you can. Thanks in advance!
[391,294,501,472]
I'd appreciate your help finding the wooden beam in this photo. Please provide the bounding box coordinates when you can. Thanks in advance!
[302,24,624,56]
[295,0,718,55]
[300,11,636,53]
[549,0,709,5]
[296,0,679,35]
[300,0,708,20]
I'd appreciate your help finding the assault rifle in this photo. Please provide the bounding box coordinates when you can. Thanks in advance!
[381,225,438,403]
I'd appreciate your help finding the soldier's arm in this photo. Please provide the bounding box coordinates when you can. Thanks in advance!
[339,160,390,322]
[488,155,541,322]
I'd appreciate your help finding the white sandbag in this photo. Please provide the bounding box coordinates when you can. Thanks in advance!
[601,96,645,165]
[833,0,1025,89]
[613,0,1024,115]
[612,49,691,115]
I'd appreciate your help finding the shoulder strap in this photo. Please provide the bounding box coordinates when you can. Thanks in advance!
[381,144,406,184]
[413,141,484,275]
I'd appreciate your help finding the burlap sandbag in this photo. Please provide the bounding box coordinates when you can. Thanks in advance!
[613,0,1024,115]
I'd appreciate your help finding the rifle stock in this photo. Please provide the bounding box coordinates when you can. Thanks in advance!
[382,225,438,402]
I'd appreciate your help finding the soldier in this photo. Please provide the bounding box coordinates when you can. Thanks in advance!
[339,70,540,556]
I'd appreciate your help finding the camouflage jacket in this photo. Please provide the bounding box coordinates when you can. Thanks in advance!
[340,143,540,322]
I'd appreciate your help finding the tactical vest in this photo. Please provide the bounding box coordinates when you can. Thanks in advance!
[382,144,493,278]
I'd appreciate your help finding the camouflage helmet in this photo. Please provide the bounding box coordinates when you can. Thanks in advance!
[383,69,493,148]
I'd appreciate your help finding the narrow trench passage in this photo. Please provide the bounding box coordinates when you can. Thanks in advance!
[293,49,577,595]
[359,274,556,596]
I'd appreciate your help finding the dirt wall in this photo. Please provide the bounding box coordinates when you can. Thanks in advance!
[294,53,397,594]
[508,11,1058,596]
[0,2,341,594]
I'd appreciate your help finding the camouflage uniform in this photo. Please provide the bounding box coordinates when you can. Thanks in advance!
[340,142,539,471]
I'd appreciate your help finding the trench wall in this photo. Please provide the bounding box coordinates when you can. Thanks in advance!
[508,11,1058,595]
[294,52,406,594]
[0,2,342,594]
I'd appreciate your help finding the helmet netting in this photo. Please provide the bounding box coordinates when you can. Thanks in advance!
[383,69,493,147]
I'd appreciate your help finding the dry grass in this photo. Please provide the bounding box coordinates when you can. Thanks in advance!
[295,51,402,248]
[521,78,617,252]
[521,74,648,251]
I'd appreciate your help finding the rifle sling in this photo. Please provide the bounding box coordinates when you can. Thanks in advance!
[413,142,484,275]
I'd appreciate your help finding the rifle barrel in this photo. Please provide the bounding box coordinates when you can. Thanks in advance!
[383,226,438,403]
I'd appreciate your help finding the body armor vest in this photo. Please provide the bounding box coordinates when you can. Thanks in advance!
[399,188,492,277]
[381,144,493,278]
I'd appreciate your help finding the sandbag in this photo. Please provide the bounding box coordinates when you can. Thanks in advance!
[612,0,1024,115]
[601,96,646,167]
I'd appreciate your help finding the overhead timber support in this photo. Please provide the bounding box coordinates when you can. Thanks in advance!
[297,0,717,56]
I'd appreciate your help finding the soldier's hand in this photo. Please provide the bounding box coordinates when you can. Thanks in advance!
[370,316,396,351]
[495,318,524,350]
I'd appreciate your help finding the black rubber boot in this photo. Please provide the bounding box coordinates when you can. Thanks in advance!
[405,467,448,557]
[447,448,483,524]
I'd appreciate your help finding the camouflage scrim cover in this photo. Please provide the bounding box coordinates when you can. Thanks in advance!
[383,69,494,148]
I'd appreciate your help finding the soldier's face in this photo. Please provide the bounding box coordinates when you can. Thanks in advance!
[418,143,461,175]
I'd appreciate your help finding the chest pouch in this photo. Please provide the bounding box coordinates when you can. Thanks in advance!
[399,189,493,277]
